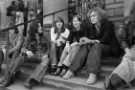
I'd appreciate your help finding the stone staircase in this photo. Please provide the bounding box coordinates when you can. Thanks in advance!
[20,62,135,90]
[1,24,134,90]
[19,56,118,90]
[18,24,121,90]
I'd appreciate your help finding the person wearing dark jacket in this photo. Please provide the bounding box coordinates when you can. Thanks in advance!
[24,27,49,89]
[0,10,49,88]
[63,7,122,84]
[17,0,25,12]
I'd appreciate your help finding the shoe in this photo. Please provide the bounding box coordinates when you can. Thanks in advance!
[24,79,38,89]
[60,68,68,77]
[62,70,73,80]
[0,76,14,87]
[54,66,62,75]
[86,73,97,84]
[1,74,15,87]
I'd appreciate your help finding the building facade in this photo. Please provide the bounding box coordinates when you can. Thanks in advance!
[43,0,68,24]
[43,0,135,25]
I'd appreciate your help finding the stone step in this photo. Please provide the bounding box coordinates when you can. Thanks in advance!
[21,63,115,76]
[17,66,135,90]
[19,65,115,85]
[43,75,105,90]
[0,86,10,90]
[21,56,120,71]
[101,57,121,66]
[42,75,135,90]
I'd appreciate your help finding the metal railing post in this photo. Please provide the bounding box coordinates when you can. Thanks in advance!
[52,13,55,25]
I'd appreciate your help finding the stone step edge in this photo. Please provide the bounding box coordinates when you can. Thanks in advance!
[19,65,115,80]
[43,75,105,90]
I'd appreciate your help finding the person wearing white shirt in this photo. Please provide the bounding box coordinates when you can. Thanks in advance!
[50,17,70,74]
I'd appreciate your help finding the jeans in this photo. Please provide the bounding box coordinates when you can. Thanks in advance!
[69,43,118,75]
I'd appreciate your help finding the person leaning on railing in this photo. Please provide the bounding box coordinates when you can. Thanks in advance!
[0,9,48,88]
[0,11,24,87]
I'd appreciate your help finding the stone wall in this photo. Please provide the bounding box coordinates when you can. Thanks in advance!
[105,0,124,23]
[43,0,68,24]
[105,0,135,23]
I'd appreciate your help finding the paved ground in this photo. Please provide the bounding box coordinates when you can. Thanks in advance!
[1,80,103,90]
[0,87,10,90]
[0,73,134,90]
[6,81,68,90]
[0,80,133,90]
[5,83,97,90]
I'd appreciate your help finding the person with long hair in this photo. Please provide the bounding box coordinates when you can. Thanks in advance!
[24,23,49,89]
[0,11,24,87]
[63,7,122,84]
[0,9,48,88]
[104,2,135,90]
[50,17,70,74]
[53,15,86,76]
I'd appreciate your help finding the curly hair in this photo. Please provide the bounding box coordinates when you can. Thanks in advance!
[87,7,107,22]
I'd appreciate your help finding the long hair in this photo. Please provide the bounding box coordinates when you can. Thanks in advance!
[71,15,82,31]
[53,16,65,34]
[87,7,107,23]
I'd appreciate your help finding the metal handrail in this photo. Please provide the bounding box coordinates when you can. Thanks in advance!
[0,6,75,32]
